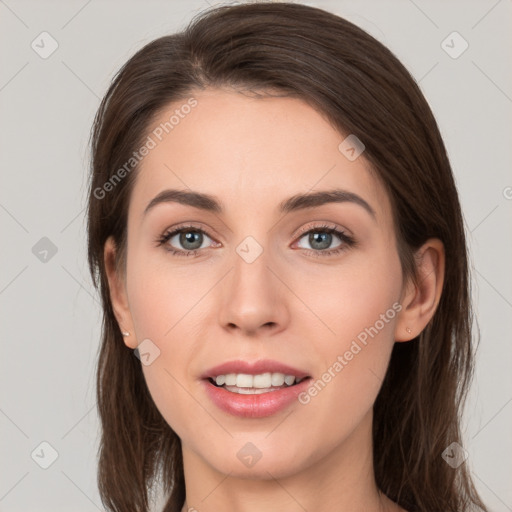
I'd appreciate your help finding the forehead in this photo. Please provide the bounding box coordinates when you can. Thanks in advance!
[129,88,391,226]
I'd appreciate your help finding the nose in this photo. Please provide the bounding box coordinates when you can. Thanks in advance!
[218,243,289,337]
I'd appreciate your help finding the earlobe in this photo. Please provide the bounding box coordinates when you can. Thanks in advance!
[394,238,445,342]
[104,237,137,349]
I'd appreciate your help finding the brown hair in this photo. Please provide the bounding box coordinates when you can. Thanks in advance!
[86,2,487,511]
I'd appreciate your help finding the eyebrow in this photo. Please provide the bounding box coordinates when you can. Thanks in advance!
[143,187,376,220]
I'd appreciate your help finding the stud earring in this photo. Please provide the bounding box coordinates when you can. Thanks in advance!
[406,327,412,334]
[121,331,130,337]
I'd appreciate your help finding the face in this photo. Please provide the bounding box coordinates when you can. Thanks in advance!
[114,87,407,480]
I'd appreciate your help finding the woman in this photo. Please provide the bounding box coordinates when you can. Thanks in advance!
[86,2,489,511]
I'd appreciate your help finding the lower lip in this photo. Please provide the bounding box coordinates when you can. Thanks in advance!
[201,378,312,418]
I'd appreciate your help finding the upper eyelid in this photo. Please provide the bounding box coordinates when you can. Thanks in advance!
[295,222,346,236]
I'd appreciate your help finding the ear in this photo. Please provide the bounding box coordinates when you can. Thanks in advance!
[394,238,445,342]
[104,236,137,349]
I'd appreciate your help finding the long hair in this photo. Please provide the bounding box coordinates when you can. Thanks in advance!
[86,3,487,511]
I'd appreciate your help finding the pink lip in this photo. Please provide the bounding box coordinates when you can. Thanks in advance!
[200,359,310,380]
[201,377,312,418]
[200,359,312,418]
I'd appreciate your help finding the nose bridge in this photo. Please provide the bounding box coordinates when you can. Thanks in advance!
[218,230,287,334]
[232,231,275,303]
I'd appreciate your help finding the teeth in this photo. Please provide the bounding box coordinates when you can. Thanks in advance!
[236,374,253,388]
[213,372,302,388]
[284,375,295,386]
[225,374,237,386]
[253,372,272,387]
[271,373,285,386]
[224,386,280,395]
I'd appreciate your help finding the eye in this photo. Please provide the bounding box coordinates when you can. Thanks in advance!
[156,224,218,257]
[294,223,356,257]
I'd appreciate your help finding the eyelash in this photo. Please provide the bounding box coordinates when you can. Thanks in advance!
[155,223,357,258]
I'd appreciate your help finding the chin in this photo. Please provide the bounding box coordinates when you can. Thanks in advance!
[198,438,316,480]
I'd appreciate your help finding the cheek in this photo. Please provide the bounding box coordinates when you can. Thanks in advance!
[128,288,205,443]
[139,356,204,443]
[293,248,402,424]
[126,246,200,338]
[335,266,401,349]
[292,243,402,349]
[335,249,402,375]
[125,252,211,438]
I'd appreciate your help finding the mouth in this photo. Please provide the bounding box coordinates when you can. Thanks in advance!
[206,373,311,395]
[200,359,313,416]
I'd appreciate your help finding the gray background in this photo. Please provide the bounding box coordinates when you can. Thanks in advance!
[1,0,511,511]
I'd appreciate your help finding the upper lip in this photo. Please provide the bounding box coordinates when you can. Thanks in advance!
[200,359,311,380]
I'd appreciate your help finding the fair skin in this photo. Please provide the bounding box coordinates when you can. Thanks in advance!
[104,88,444,512]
